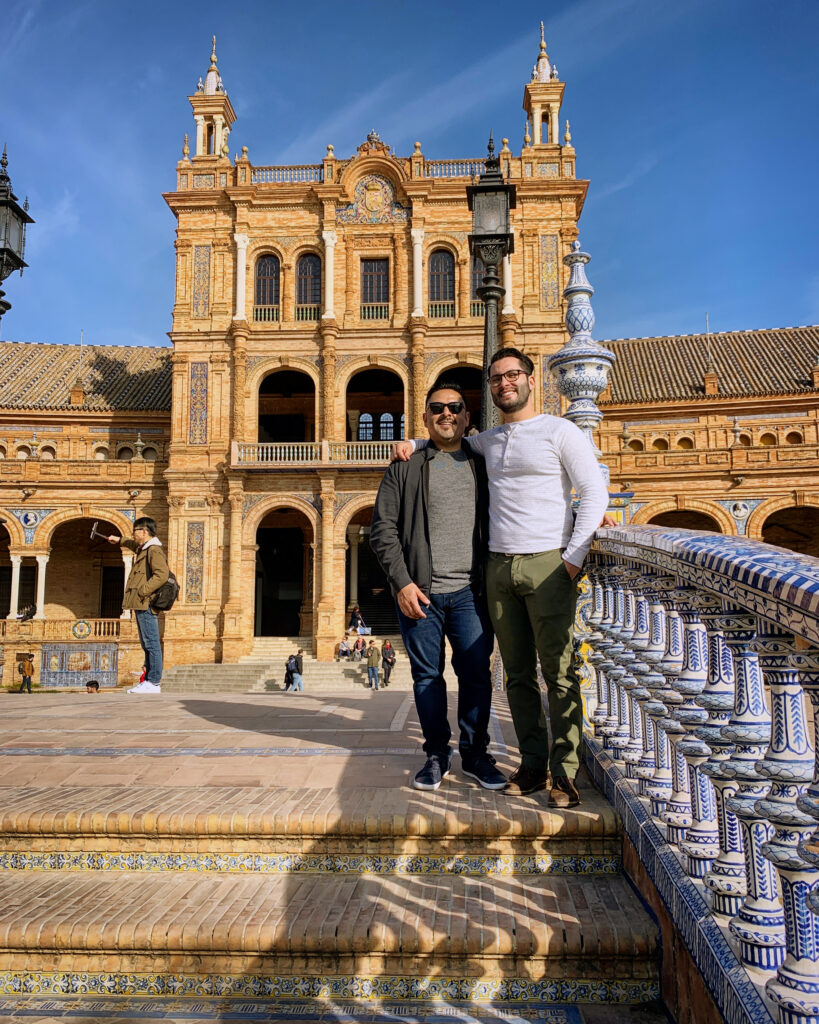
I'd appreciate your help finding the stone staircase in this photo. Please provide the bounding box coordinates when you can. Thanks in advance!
[161,635,415,693]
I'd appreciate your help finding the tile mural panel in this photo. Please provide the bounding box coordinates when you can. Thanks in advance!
[40,643,118,689]
[192,245,211,318]
[188,362,208,445]
[540,235,559,309]
[185,521,205,603]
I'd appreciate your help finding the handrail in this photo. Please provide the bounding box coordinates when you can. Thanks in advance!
[328,441,392,463]
[251,165,323,183]
[424,159,486,178]
[578,525,819,1022]
[235,443,318,464]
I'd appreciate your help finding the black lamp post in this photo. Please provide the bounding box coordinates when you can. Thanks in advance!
[467,134,515,430]
[0,146,34,330]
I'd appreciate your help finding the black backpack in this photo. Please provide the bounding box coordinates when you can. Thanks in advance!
[287,655,297,672]
[147,547,179,612]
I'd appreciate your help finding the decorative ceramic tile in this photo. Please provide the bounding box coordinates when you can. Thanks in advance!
[193,173,215,189]
[542,358,562,415]
[0,850,621,876]
[540,235,559,309]
[185,521,205,603]
[0,973,660,1004]
[7,507,56,544]
[188,362,208,444]
[39,643,118,689]
[537,162,560,178]
[336,175,409,225]
[192,245,211,318]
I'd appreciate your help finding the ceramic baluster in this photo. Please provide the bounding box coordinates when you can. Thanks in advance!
[642,581,674,812]
[609,584,637,762]
[656,592,690,845]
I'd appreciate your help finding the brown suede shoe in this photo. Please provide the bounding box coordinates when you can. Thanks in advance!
[549,775,580,808]
[505,764,548,796]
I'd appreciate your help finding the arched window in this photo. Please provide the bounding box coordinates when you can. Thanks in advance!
[358,413,373,441]
[94,446,109,461]
[296,254,321,320]
[399,414,405,440]
[117,446,134,461]
[379,414,394,441]
[142,447,159,462]
[16,445,30,460]
[254,255,280,322]
[785,431,803,445]
[471,254,485,316]
[651,437,669,451]
[759,432,777,447]
[676,437,694,450]
[0,446,6,459]
[627,439,644,452]
[737,433,751,447]
[39,445,56,460]
[428,249,455,317]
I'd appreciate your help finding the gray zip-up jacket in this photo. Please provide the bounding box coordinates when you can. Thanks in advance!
[369,441,490,598]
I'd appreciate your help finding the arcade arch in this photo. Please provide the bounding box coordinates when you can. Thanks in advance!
[761,506,819,557]
[648,510,722,532]
[258,369,317,443]
[45,517,129,619]
[254,506,315,636]
[344,504,396,634]
[346,368,405,442]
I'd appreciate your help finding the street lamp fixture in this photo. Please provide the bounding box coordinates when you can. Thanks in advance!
[0,146,34,328]
[467,134,516,430]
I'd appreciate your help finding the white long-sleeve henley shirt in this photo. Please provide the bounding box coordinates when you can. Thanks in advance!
[412,414,609,566]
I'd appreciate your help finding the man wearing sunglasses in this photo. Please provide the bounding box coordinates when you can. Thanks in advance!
[393,347,609,807]
[371,382,506,793]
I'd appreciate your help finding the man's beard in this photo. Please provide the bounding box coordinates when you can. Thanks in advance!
[492,382,530,414]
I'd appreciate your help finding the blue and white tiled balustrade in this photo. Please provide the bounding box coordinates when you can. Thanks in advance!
[582,526,819,1024]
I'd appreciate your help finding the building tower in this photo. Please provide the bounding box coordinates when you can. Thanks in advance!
[189,37,236,158]
[522,22,564,147]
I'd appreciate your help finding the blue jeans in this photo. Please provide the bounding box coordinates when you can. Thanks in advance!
[397,585,493,758]
[290,672,303,692]
[135,609,163,685]
[367,666,379,689]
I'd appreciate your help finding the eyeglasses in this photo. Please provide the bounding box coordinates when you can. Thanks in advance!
[427,401,465,415]
[488,368,528,387]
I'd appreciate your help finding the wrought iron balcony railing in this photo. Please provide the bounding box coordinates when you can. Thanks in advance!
[575,525,819,1024]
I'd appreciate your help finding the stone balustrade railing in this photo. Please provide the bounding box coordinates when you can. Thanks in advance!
[581,525,819,1024]
[232,440,393,467]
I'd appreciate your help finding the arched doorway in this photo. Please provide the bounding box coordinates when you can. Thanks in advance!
[255,508,314,636]
[46,518,126,618]
[258,370,316,443]
[430,365,483,433]
[0,522,35,617]
[761,507,819,557]
[347,507,398,634]
[346,369,404,442]
[648,511,722,533]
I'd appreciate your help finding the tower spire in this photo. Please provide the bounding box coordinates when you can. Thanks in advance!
[532,21,551,82]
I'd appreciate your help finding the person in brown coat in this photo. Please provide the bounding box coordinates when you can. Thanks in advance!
[107,517,169,693]
[17,655,34,693]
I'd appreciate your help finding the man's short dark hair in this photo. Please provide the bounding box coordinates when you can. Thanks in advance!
[488,347,534,376]
[134,516,158,537]
[86,680,100,691]
[425,380,466,406]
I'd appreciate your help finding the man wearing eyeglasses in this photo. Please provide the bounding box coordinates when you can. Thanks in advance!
[393,347,609,806]
[370,382,506,793]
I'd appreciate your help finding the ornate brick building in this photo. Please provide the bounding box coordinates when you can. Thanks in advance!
[0,34,817,685]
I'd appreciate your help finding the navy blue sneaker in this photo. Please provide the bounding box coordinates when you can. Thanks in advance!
[413,754,450,791]
[461,752,508,790]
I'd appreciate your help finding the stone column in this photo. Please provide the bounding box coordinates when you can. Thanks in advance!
[319,319,339,441]
[226,492,244,612]
[458,256,470,319]
[551,108,560,150]
[347,527,361,608]
[281,261,293,323]
[314,473,338,659]
[410,228,424,317]
[233,233,249,320]
[231,325,248,443]
[6,555,21,620]
[322,230,337,318]
[502,244,514,315]
[194,116,205,156]
[410,320,428,438]
[120,553,134,620]
[33,554,48,620]
[532,105,542,145]
[213,115,224,156]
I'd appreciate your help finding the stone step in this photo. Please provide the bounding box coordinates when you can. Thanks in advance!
[161,659,415,693]
[0,869,658,989]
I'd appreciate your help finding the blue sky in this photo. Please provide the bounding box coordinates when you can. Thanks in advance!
[3,0,818,347]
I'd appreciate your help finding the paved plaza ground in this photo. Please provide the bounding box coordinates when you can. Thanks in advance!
[0,687,668,1024]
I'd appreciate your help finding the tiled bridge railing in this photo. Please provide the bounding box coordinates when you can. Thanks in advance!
[581,526,819,1024]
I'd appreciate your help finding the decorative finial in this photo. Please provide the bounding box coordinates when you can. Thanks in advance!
[540,20,546,52]
[23,196,29,212]
[221,139,229,157]
[196,76,204,92]
[524,120,531,146]
[487,131,495,158]
[564,119,571,145]
[209,35,218,71]
[501,137,510,153]
[366,129,381,145]
[182,134,190,158]
[0,145,7,174]
[413,141,422,154]
[533,22,551,82]
[326,143,335,155]
[552,64,559,80]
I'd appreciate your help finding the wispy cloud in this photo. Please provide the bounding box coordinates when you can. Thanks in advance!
[591,153,660,201]
[26,189,80,257]
[5,0,45,51]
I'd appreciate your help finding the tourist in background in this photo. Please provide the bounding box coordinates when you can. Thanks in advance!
[380,640,396,685]
[366,640,380,689]
[17,654,34,693]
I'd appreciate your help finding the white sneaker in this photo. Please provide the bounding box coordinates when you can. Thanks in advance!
[127,681,161,693]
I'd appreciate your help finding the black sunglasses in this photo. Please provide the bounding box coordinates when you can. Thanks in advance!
[427,401,465,415]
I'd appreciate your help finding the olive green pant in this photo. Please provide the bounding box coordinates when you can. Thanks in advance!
[486,549,581,777]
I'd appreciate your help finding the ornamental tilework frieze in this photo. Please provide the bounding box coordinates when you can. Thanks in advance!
[717,498,764,536]
[193,173,215,189]
[246,355,267,372]
[8,508,56,544]
[185,521,205,604]
[542,359,562,416]
[117,508,136,524]
[334,492,357,515]
[537,162,560,178]
[242,494,267,519]
[188,363,208,445]
[336,175,409,225]
[192,245,211,318]
[540,235,560,309]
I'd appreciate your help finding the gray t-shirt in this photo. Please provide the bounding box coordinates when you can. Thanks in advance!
[427,448,477,594]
